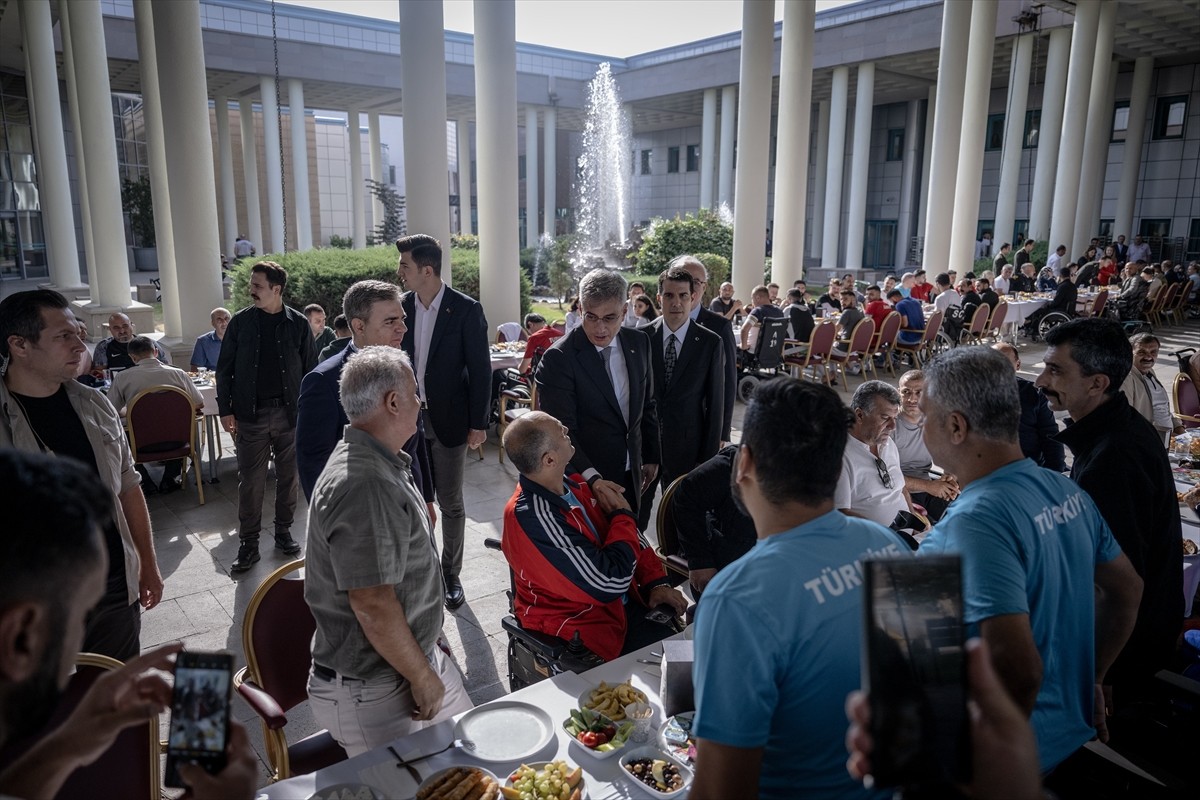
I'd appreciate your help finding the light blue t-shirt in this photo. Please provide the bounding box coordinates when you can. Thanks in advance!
[693,510,905,800]
[919,458,1122,772]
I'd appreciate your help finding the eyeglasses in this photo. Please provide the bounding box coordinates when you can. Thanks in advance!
[583,313,621,325]
[875,457,893,489]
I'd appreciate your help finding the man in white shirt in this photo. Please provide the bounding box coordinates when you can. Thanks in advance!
[1047,245,1067,274]
[993,264,1014,295]
[932,272,962,313]
[1127,235,1152,264]
[890,370,959,522]
[834,381,914,529]
[1120,333,1181,445]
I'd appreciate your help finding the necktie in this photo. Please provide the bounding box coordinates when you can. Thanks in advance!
[599,345,616,389]
[665,333,678,387]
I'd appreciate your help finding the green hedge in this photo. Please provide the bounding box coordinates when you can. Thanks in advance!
[635,209,734,275]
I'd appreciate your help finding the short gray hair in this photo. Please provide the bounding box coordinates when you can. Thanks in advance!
[339,346,414,422]
[210,307,231,321]
[578,269,627,308]
[502,411,557,475]
[923,348,1018,442]
[850,380,901,414]
[667,254,708,282]
[342,280,402,325]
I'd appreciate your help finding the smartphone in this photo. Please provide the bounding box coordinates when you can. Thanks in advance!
[164,651,233,789]
[861,556,970,790]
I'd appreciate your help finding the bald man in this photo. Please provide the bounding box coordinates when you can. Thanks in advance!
[992,343,1065,472]
[92,312,170,374]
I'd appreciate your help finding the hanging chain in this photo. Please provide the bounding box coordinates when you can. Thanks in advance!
[271,0,289,252]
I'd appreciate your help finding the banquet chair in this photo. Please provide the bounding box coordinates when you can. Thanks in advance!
[865,311,901,378]
[894,309,944,368]
[495,322,526,343]
[984,301,1008,344]
[1084,291,1108,318]
[497,383,539,463]
[1173,374,1200,430]
[1148,283,1178,329]
[828,317,875,392]
[126,386,204,504]
[784,321,836,387]
[653,474,691,587]
[233,560,348,782]
[961,303,990,345]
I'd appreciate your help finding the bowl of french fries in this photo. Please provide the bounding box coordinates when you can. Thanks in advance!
[576,680,649,722]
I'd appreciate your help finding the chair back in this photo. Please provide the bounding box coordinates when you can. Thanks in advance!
[986,301,1008,334]
[845,316,876,355]
[496,322,525,343]
[242,560,314,714]
[654,474,690,583]
[967,303,990,338]
[127,386,196,463]
[755,317,790,368]
[921,309,944,345]
[875,312,901,351]
[1089,291,1108,317]
[1174,374,1200,429]
[807,321,837,361]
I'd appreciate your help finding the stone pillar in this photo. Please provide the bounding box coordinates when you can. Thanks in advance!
[348,109,366,248]
[948,1,998,272]
[260,76,286,253]
[1028,27,1071,241]
[730,0,774,302]
[1073,17,1118,255]
[1081,62,1118,245]
[215,95,238,259]
[525,106,539,246]
[700,88,717,210]
[19,0,83,291]
[152,0,225,341]
[286,79,313,250]
[821,66,849,268]
[994,34,1032,256]
[771,0,814,284]
[1049,0,1102,255]
[895,98,922,269]
[473,0,519,325]
[916,88,935,243]
[368,111,383,235]
[58,0,95,281]
[844,62,874,272]
[1114,56,1153,241]
[457,118,473,234]
[238,97,264,254]
[810,99,829,260]
[132,0,181,339]
[717,85,737,208]
[922,0,971,270]
[543,109,556,237]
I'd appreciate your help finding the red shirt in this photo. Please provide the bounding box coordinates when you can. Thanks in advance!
[909,282,933,302]
[522,326,562,370]
[864,299,892,329]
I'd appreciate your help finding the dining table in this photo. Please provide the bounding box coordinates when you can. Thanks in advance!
[196,379,222,482]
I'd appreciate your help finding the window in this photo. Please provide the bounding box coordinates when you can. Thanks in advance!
[1111,101,1130,142]
[1138,219,1170,239]
[770,136,776,167]
[886,129,904,161]
[1098,219,1114,240]
[518,155,526,180]
[640,149,652,175]
[686,144,700,172]
[1023,109,1040,149]
[1012,220,1028,246]
[985,114,1005,151]
[388,165,396,185]
[667,146,680,174]
[1152,96,1186,139]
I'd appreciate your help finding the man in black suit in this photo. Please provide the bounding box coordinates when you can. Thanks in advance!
[638,265,725,528]
[397,235,491,610]
[536,269,660,519]
[672,255,736,444]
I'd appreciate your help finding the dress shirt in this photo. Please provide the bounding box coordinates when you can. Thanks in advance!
[581,341,631,480]
[661,317,690,360]
[1143,371,1173,432]
[413,282,446,401]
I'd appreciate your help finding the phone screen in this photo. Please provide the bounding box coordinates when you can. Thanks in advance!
[862,556,970,789]
[165,651,233,788]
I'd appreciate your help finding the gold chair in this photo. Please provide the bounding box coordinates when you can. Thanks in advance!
[654,474,690,586]
[127,386,204,503]
[497,382,539,463]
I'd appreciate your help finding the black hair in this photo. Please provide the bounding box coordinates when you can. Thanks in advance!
[0,289,70,358]
[1043,318,1132,395]
[657,265,695,294]
[251,261,288,290]
[396,234,444,276]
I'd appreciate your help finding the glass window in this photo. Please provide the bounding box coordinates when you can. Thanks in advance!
[1138,219,1171,239]
[640,149,652,175]
[1098,219,1114,240]
[1023,109,1040,149]
[667,146,680,174]
[1152,96,1186,140]
[1111,101,1130,142]
[985,114,1004,151]
[686,144,700,172]
[886,129,904,161]
[518,155,526,181]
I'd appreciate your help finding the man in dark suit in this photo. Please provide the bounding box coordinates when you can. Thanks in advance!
[672,255,736,444]
[295,280,434,511]
[639,265,724,529]
[397,235,491,610]
[536,269,660,519]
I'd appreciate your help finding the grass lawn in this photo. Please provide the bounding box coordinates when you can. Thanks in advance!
[531,299,568,321]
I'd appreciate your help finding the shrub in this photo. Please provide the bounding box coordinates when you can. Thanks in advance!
[693,253,729,306]
[451,233,479,250]
[328,234,353,250]
[635,209,733,275]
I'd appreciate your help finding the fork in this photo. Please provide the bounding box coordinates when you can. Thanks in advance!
[400,738,476,765]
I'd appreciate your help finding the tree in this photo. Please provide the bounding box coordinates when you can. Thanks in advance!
[121,175,156,248]
[365,179,406,245]
[635,209,733,275]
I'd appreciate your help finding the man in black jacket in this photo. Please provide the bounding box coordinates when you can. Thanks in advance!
[218,262,317,572]
[672,445,756,596]
[992,343,1066,472]
[674,255,737,444]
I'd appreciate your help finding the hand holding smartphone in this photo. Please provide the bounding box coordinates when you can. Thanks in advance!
[164,651,233,789]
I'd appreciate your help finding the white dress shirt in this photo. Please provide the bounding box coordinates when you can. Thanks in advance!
[833,435,908,528]
[581,339,632,481]
[661,317,690,360]
[413,282,446,401]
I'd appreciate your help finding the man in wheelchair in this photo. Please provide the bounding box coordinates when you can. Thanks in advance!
[500,411,689,662]
[1021,265,1078,339]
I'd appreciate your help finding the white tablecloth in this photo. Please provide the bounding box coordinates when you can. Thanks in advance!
[1001,299,1049,326]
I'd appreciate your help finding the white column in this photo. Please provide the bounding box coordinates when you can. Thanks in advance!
[238,97,264,254]
[260,76,285,252]
[895,98,922,269]
[69,0,138,310]
[922,0,971,270]
[771,0,815,284]
[457,118,473,234]
[58,0,95,280]
[215,95,238,259]
[1073,23,1117,255]
[821,66,849,268]
[525,106,539,246]
[699,88,717,210]
[1082,62,1118,244]
[286,79,312,250]
[844,62,875,272]
[810,99,829,260]
[368,111,383,235]
[132,0,181,338]
[347,109,366,248]
[730,0,774,302]
[717,85,737,208]
[542,109,556,237]
[1029,27,1071,241]
[916,87,935,242]
[19,0,82,290]
[1114,56,1153,241]
[948,1,998,272]
[399,0,452,275]
[474,0,519,325]
[994,34,1032,255]
[1049,0,1102,255]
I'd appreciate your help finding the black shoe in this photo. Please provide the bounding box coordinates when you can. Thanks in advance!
[444,574,465,610]
[141,479,159,496]
[232,543,261,573]
[274,533,301,556]
[159,477,181,494]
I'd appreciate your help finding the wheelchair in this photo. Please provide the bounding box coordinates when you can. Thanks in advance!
[736,316,789,403]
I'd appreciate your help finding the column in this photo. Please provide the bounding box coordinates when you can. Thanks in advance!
[922,0,971,270]
[895,98,922,269]
[152,0,225,340]
[843,62,875,271]
[457,118,473,234]
[1048,0,1102,255]
[132,0,181,338]
[238,97,264,255]
[58,0,95,279]
[771,0,815,284]
[948,1,998,271]
[525,107,539,246]
[215,95,238,259]
[1073,10,1118,256]
[821,66,849,268]
[717,85,736,208]
[1081,62,1118,244]
[399,0,452,275]
[287,79,313,250]
[348,109,366,248]
[916,88,935,244]
[1029,27,1071,241]
[810,99,829,260]
[994,34,1033,256]
[699,88,717,210]
[19,0,82,290]
[260,76,286,252]
[368,111,383,235]
[542,108,555,237]
[474,0,520,325]
[1114,56,1153,240]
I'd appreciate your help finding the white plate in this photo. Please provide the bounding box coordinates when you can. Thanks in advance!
[416,767,501,798]
[453,701,555,763]
[618,746,694,798]
[504,761,588,800]
[305,784,380,800]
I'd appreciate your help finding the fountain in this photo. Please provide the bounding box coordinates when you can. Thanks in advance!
[573,63,632,271]
[530,232,555,291]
